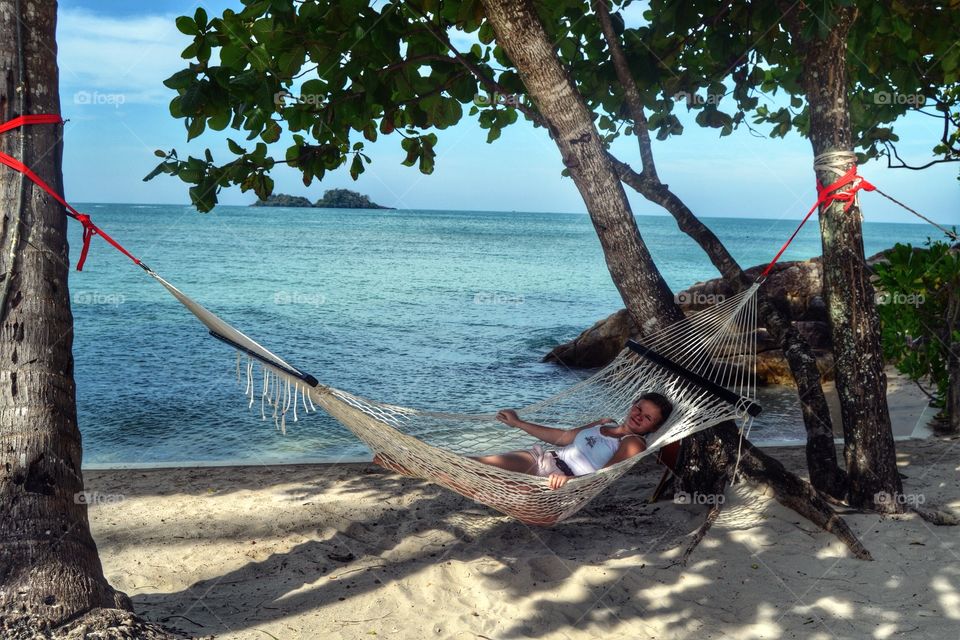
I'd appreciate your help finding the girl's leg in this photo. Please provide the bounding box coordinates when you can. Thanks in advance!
[472,450,539,475]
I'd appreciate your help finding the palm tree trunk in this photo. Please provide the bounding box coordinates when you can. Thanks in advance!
[0,0,131,626]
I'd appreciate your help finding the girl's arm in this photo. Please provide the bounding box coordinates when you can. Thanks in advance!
[496,411,617,447]
[602,436,647,469]
[496,410,573,446]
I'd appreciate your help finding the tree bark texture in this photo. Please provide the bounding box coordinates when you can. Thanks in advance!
[479,0,684,334]
[782,4,903,512]
[591,0,846,498]
[0,0,131,627]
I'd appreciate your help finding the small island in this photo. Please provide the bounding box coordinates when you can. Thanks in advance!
[252,188,393,209]
[251,194,313,207]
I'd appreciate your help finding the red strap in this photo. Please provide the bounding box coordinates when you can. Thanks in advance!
[760,164,875,279]
[0,114,141,271]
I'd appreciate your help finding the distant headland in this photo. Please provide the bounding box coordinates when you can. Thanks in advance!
[252,188,393,209]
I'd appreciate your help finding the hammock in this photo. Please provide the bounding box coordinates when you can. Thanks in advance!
[151,271,762,525]
[14,115,940,525]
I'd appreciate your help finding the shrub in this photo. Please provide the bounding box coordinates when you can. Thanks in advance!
[872,238,960,428]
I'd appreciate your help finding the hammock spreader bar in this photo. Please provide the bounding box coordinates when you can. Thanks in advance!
[625,340,762,418]
[209,330,319,387]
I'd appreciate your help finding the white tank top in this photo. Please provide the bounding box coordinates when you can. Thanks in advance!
[556,424,622,476]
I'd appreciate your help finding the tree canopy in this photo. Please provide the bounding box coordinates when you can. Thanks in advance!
[149,0,960,211]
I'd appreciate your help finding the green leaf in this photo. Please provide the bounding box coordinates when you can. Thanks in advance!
[186,116,206,141]
[176,16,199,36]
[249,45,271,71]
[220,44,248,68]
[164,69,196,90]
[350,153,365,179]
[261,120,282,143]
[208,110,230,131]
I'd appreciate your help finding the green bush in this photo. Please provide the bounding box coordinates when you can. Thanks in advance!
[872,238,960,417]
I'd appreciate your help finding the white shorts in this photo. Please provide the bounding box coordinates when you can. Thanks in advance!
[529,445,565,477]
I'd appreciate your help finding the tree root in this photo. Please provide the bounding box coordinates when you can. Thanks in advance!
[911,505,960,526]
[1,608,191,640]
[681,492,726,565]
[686,423,874,561]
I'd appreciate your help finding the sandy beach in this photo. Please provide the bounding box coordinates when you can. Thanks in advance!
[83,373,959,639]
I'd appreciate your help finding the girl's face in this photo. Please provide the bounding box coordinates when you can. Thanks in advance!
[625,399,664,435]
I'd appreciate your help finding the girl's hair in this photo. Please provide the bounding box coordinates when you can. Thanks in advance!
[635,392,673,428]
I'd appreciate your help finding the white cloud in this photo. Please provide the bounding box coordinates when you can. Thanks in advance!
[57,8,192,104]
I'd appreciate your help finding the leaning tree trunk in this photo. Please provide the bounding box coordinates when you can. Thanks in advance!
[782,4,904,512]
[479,0,870,558]
[0,0,133,632]
[477,0,683,334]
[593,0,847,499]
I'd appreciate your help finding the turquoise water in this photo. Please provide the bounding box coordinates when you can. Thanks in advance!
[68,205,941,466]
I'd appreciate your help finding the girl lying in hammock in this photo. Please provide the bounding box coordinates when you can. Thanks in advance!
[475,392,673,489]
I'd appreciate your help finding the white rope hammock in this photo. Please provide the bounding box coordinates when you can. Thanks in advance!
[150,270,762,525]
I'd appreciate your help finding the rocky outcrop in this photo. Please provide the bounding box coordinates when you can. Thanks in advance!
[252,189,393,209]
[545,308,639,368]
[315,188,392,209]
[251,194,313,207]
[543,250,890,385]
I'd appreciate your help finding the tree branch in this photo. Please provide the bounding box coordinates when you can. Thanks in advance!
[593,0,658,180]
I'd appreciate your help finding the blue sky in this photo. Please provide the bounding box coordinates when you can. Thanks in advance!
[56,0,958,225]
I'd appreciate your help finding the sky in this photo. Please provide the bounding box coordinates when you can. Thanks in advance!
[54,0,958,226]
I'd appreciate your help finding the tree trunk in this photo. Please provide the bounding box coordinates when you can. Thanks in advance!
[592,0,846,499]
[782,4,904,512]
[478,0,683,335]
[945,341,960,434]
[0,0,132,630]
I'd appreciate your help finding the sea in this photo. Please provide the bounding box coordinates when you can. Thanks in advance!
[67,204,943,467]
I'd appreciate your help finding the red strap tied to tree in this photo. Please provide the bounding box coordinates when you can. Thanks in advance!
[760,164,876,279]
[0,114,142,271]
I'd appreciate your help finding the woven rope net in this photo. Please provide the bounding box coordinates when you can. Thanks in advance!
[151,271,760,525]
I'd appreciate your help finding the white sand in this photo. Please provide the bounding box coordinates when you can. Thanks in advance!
[83,374,960,639]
